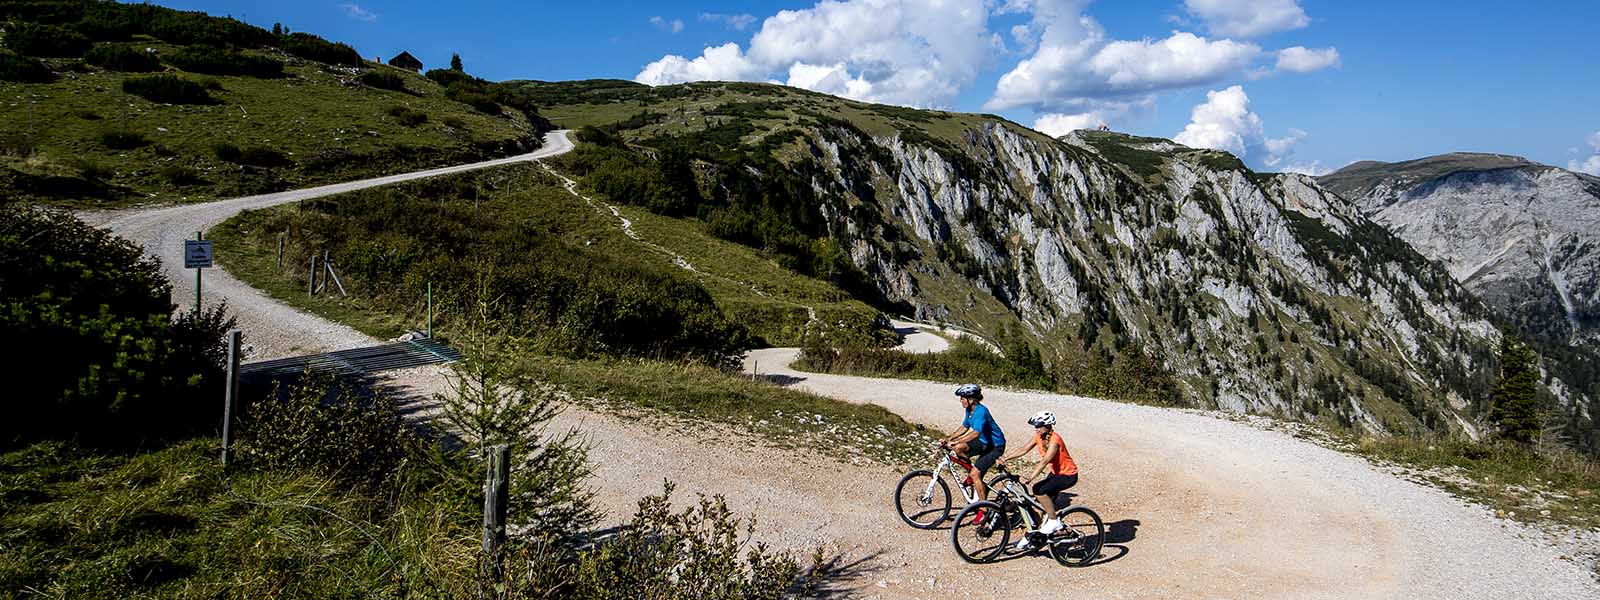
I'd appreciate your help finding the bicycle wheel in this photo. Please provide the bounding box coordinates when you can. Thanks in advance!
[894,470,952,529]
[1047,506,1105,567]
[950,501,1009,564]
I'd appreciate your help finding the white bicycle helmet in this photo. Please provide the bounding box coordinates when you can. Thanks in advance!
[954,383,982,398]
[1027,410,1056,427]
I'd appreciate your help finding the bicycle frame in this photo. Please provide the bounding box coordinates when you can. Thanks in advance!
[923,449,979,505]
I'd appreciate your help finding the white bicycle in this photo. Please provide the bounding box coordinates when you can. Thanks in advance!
[893,443,1014,529]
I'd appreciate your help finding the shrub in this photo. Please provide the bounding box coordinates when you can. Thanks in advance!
[386,105,427,126]
[280,32,363,66]
[74,158,113,181]
[5,22,91,57]
[159,164,205,186]
[122,74,218,104]
[424,67,475,88]
[450,89,501,115]
[0,49,55,83]
[82,43,161,71]
[239,373,422,489]
[442,115,465,129]
[166,45,282,77]
[359,70,405,91]
[213,142,290,167]
[2,206,235,447]
[98,128,149,150]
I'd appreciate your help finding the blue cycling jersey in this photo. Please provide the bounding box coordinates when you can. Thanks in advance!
[961,403,1006,447]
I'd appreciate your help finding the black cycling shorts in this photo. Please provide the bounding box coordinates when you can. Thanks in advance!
[1032,473,1078,498]
[965,442,1005,476]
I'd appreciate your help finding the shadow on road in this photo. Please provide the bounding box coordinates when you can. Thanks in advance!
[807,549,891,598]
[761,373,807,386]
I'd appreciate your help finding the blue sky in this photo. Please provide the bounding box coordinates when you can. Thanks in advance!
[158,1,1600,174]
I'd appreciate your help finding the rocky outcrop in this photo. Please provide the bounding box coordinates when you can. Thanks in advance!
[1319,155,1600,349]
[789,124,1529,436]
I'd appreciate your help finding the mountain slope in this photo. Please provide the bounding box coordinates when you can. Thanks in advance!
[528,80,1590,441]
[0,0,546,207]
[1318,153,1600,349]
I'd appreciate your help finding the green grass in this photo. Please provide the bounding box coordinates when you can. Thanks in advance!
[520,355,935,467]
[0,438,477,597]
[1,43,535,207]
[795,337,1053,391]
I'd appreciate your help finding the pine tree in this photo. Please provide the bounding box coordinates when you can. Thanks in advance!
[450,52,463,71]
[1488,332,1541,444]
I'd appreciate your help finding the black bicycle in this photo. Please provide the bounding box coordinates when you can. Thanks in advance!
[949,465,1105,567]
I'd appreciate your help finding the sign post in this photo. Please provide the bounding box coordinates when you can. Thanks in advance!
[185,233,213,314]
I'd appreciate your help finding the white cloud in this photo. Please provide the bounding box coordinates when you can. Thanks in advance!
[635,43,761,84]
[700,12,759,30]
[650,16,686,33]
[339,3,376,22]
[1281,160,1330,176]
[1184,0,1309,38]
[1034,113,1103,136]
[986,0,1261,112]
[1276,46,1340,72]
[1173,85,1306,168]
[637,0,993,107]
[1569,130,1600,176]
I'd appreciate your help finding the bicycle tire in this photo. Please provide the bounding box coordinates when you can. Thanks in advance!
[894,470,952,529]
[950,500,1009,564]
[1047,506,1105,567]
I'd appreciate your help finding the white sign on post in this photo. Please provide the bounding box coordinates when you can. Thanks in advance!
[185,240,214,269]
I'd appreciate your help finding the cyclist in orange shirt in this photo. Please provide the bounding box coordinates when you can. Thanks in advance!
[997,410,1077,549]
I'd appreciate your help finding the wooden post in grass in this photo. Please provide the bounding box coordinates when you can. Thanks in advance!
[308,253,319,296]
[482,444,510,583]
[221,329,241,468]
[276,231,285,268]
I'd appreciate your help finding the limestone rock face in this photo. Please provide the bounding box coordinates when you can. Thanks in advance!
[787,124,1564,436]
[1320,155,1600,350]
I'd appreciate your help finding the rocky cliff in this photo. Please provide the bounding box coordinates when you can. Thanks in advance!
[1318,154,1600,350]
[535,81,1594,441]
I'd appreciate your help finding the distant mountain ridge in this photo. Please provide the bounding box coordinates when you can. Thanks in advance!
[532,81,1598,447]
[1318,153,1600,350]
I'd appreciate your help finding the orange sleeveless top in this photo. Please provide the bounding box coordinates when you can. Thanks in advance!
[1034,430,1078,476]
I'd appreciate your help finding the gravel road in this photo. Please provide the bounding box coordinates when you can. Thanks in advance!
[91,129,1598,598]
[92,130,573,361]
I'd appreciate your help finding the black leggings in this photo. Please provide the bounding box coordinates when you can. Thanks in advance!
[1032,473,1077,498]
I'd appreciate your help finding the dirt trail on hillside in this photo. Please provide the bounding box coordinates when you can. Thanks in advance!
[94,133,1598,599]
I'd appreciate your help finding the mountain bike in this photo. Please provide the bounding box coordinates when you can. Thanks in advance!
[949,464,1105,566]
[893,443,1014,529]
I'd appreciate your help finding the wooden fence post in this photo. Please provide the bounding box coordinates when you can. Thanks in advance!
[276,232,285,268]
[482,444,510,583]
[221,329,241,467]
[308,254,319,296]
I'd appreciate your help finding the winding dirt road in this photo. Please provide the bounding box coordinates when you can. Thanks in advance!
[91,130,1598,598]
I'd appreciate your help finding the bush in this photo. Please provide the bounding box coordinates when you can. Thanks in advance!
[214,143,289,167]
[386,105,427,126]
[159,164,205,186]
[81,43,161,71]
[359,69,405,91]
[1,206,234,447]
[5,21,91,57]
[97,128,149,150]
[442,115,465,129]
[451,89,501,115]
[122,74,218,104]
[239,373,422,489]
[0,49,55,82]
[280,32,363,66]
[74,158,112,180]
[166,45,282,77]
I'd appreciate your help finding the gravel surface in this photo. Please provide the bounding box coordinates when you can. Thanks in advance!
[890,319,951,353]
[92,131,1598,598]
[93,130,573,361]
[746,347,1600,599]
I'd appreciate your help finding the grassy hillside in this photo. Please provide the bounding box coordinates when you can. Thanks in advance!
[0,1,544,207]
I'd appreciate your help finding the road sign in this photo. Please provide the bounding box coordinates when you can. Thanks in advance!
[185,240,214,269]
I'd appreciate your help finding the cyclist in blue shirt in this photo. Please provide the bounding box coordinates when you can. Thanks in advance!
[939,383,1007,506]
